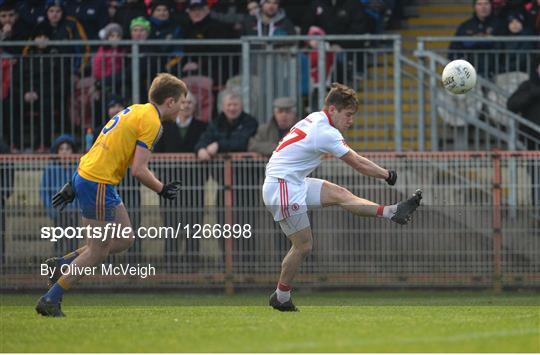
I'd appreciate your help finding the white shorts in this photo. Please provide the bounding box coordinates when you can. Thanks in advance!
[262,177,325,222]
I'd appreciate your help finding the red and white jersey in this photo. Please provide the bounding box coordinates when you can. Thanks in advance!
[265,111,350,184]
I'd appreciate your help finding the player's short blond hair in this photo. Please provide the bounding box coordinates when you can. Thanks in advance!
[324,83,358,112]
[148,73,188,105]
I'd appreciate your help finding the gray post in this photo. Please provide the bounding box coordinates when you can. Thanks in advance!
[317,38,326,109]
[265,44,273,119]
[241,40,251,114]
[393,37,402,152]
[508,117,516,151]
[289,45,298,108]
[131,43,140,104]
[417,58,425,151]
[429,55,438,151]
[416,41,426,151]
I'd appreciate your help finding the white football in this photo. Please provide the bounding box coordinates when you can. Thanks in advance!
[441,59,477,94]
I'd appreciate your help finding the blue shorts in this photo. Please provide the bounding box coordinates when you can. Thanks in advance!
[72,171,122,221]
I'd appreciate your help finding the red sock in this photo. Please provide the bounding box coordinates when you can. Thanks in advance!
[277,282,291,292]
[376,205,385,217]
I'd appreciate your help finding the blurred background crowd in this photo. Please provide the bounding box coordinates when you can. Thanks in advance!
[1,0,539,154]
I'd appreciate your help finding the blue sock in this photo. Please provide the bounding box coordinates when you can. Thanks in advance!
[59,250,79,266]
[43,283,65,303]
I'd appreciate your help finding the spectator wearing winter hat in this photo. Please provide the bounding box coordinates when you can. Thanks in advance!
[148,0,183,70]
[92,22,128,94]
[243,0,295,36]
[149,1,182,44]
[496,11,536,73]
[130,15,151,40]
[40,134,79,254]
[63,0,108,39]
[128,16,153,101]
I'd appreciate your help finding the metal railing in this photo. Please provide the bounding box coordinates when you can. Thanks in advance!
[2,36,539,153]
[1,36,402,152]
[412,37,540,151]
[240,35,402,151]
[1,39,243,152]
[417,36,540,79]
[0,152,538,291]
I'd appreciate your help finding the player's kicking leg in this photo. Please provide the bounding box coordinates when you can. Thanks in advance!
[320,181,422,224]
[265,178,421,312]
[36,202,134,317]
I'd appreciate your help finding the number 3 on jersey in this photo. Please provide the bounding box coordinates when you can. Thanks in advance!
[275,127,307,152]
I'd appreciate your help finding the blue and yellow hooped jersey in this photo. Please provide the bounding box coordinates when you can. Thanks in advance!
[78,103,162,185]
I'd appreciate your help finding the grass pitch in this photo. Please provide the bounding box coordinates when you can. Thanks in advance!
[1,291,538,352]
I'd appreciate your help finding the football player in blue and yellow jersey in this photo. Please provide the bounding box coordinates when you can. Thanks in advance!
[36,73,188,317]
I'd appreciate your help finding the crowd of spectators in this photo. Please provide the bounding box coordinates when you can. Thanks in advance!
[1,0,538,153]
[0,0,407,152]
[450,0,539,149]
[450,0,540,76]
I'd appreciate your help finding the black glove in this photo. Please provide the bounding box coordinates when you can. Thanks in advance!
[52,182,76,211]
[385,170,397,186]
[158,181,181,200]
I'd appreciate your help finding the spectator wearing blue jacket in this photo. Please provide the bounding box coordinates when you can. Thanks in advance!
[148,0,184,71]
[449,0,505,77]
[40,134,79,254]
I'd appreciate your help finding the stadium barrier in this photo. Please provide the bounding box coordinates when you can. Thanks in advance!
[1,36,539,153]
[0,152,538,291]
[418,36,540,80]
[0,36,401,152]
[414,36,540,152]
[0,39,243,152]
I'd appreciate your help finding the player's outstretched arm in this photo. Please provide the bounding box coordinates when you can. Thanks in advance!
[340,150,392,182]
[131,145,164,193]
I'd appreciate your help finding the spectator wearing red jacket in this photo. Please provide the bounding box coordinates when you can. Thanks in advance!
[92,23,127,90]
[307,26,335,86]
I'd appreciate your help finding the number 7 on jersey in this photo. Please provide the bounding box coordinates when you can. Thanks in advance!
[275,127,307,152]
